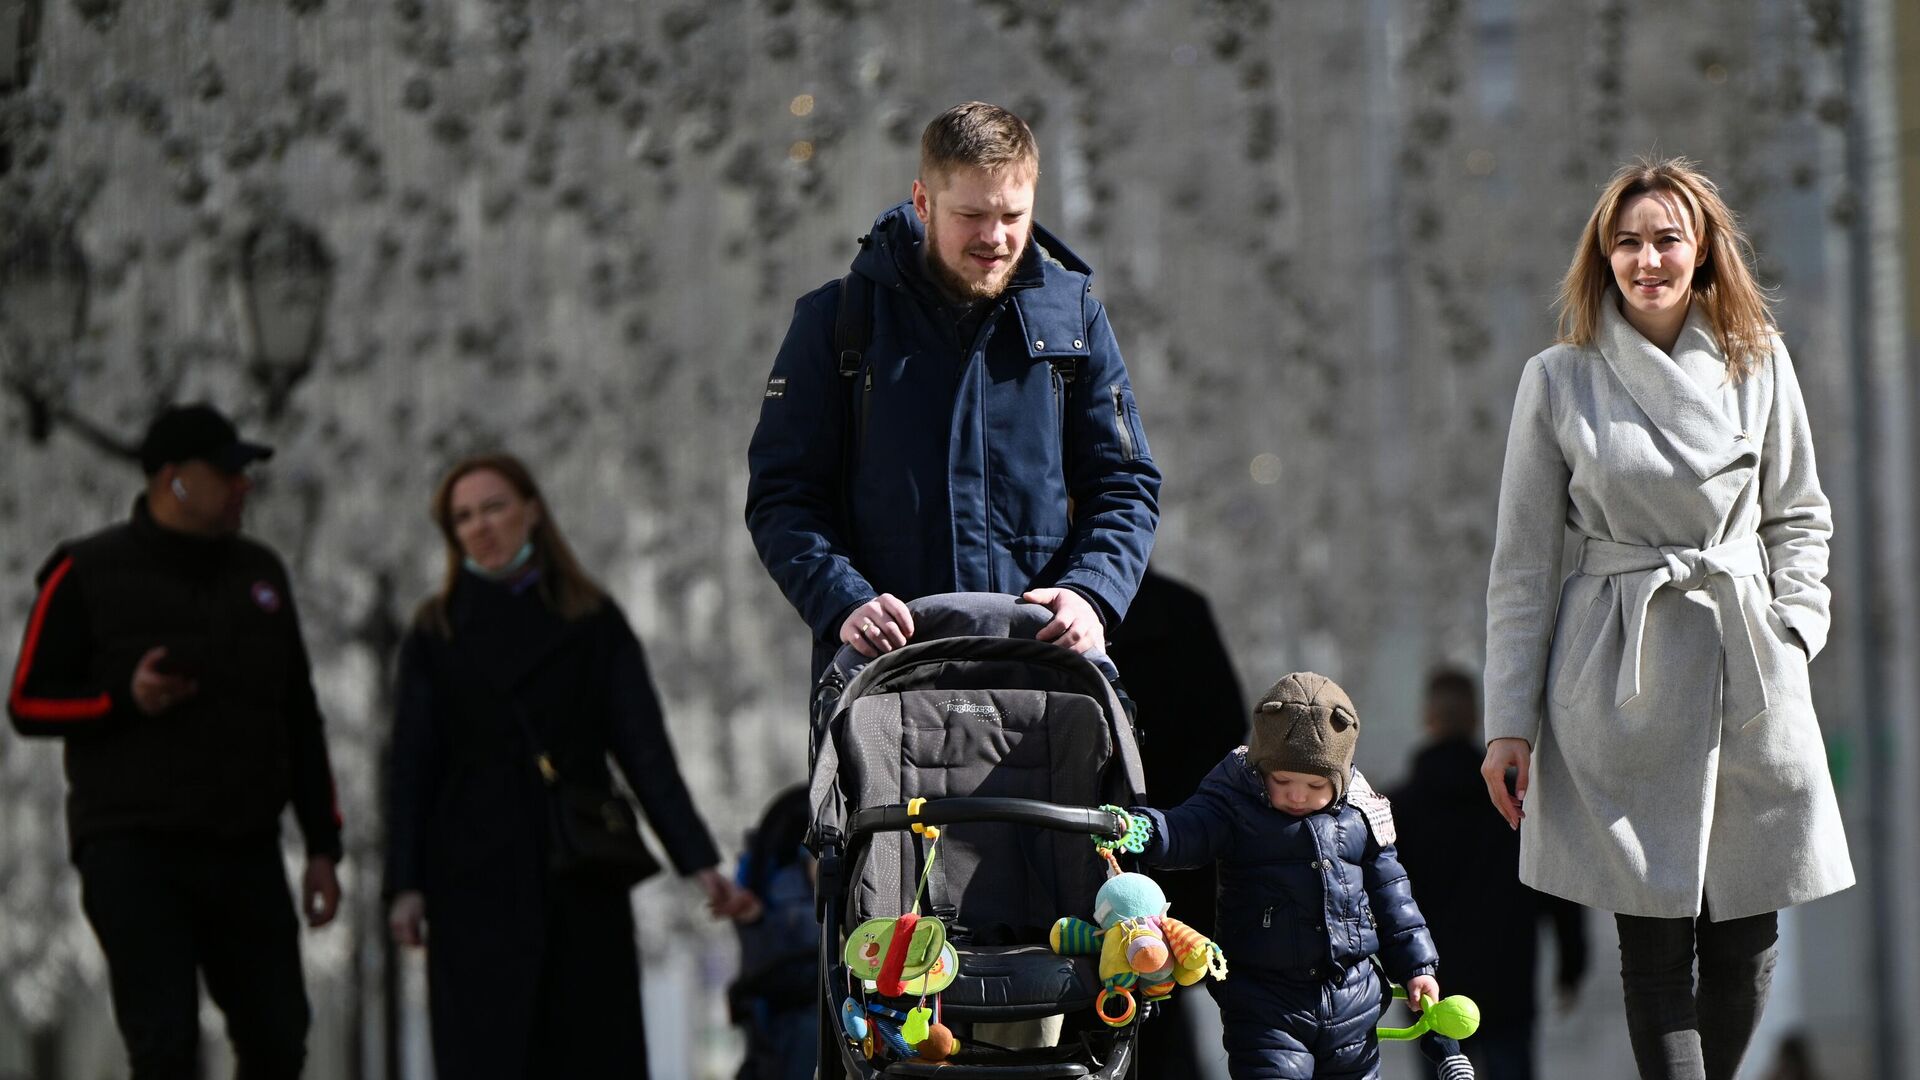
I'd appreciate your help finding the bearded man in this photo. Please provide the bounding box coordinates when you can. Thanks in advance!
[747,101,1161,680]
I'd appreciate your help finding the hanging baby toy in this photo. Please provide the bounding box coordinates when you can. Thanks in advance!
[838,798,963,1064]
[1050,805,1228,1026]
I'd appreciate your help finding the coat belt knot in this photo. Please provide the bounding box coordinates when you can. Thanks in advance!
[1578,536,1771,728]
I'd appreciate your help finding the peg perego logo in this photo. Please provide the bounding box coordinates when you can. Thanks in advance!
[938,698,1002,723]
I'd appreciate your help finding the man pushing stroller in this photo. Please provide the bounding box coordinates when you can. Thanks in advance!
[1131,672,1471,1079]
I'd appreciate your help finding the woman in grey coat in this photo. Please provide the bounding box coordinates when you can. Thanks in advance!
[1479,158,1852,1080]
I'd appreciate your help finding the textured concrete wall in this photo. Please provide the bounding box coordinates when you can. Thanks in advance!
[0,1,1905,1076]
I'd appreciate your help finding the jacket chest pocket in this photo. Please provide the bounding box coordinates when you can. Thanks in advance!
[1221,893,1322,971]
[849,350,947,468]
[94,573,212,686]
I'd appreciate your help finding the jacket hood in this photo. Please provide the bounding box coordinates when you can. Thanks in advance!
[851,200,1093,294]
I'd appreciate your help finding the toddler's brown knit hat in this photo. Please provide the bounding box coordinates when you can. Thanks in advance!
[1247,672,1360,799]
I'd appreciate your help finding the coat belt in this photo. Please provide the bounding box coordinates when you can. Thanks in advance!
[1576,536,1770,727]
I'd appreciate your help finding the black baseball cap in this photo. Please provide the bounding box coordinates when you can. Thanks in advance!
[138,404,275,475]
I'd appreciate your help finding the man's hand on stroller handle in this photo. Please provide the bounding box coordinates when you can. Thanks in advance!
[1022,587,1105,654]
[841,594,916,657]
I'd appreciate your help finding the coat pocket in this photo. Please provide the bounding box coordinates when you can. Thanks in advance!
[1762,603,1809,660]
[1108,384,1150,462]
[1550,579,1613,709]
[1760,601,1813,703]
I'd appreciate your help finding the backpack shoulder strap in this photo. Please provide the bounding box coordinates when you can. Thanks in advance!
[833,257,876,524]
[834,265,873,379]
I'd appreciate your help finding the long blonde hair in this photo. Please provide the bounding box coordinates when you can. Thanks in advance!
[416,453,605,637]
[1554,156,1776,381]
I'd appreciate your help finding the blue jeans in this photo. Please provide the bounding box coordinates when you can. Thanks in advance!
[1614,908,1778,1080]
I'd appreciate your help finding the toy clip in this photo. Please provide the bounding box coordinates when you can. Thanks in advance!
[908,797,939,840]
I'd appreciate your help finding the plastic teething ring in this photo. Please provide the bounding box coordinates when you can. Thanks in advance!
[1092,804,1151,854]
[1095,987,1137,1027]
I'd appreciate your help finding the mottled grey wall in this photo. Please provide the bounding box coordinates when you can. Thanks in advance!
[0,1,1907,1077]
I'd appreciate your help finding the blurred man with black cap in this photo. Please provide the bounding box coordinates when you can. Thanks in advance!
[7,402,343,1080]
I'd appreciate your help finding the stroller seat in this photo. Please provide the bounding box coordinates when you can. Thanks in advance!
[938,946,1101,1021]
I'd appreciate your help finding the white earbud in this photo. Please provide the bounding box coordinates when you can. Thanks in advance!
[171,477,189,500]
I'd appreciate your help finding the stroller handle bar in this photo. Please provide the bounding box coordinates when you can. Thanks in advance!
[847,798,1127,841]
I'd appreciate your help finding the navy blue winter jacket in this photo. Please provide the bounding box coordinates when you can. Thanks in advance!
[1138,750,1439,988]
[745,202,1161,661]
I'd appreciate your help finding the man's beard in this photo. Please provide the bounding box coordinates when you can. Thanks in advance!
[925,228,1021,303]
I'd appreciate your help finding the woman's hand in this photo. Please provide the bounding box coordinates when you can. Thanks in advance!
[389,890,426,947]
[303,856,341,928]
[1406,974,1442,1012]
[1481,737,1531,830]
[696,867,760,921]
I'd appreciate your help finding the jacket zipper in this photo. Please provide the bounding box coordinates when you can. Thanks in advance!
[1262,906,1272,928]
[1110,384,1135,460]
[860,368,873,459]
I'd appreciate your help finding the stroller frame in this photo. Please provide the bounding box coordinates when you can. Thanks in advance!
[807,594,1153,1080]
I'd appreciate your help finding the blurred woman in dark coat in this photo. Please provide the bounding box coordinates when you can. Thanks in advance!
[385,453,750,1079]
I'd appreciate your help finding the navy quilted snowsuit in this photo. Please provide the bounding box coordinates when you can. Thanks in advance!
[1138,752,1439,1079]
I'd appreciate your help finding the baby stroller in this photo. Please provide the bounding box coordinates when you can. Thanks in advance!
[807,593,1152,1079]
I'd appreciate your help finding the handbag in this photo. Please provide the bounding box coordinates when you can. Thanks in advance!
[508,701,663,888]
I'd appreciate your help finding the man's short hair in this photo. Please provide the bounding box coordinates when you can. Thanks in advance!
[920,102,1039,184]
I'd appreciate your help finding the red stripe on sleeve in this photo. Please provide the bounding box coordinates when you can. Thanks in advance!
[8,556,113,722]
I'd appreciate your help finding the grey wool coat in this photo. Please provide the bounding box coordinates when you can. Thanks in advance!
[1483,301,1854,921]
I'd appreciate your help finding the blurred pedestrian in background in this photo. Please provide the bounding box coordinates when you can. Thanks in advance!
[726,784,818,1080]
[384,452,752,1080]
[7,403,343,1080]
[1392,667,1588,1079]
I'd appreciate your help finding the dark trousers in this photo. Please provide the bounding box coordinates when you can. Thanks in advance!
[1135,990,1212,1078]
[1215,962,1386,1079]
[427,876,648,1080]
[1615,907,1778,1080]
[77,833,310,1080]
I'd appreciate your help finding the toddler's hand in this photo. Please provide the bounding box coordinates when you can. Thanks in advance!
[1406,974,1441,1012]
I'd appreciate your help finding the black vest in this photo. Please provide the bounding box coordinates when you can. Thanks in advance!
[44,502,325,852]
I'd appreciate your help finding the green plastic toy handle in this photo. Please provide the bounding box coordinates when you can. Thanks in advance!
[1378,986,1481,1041]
